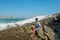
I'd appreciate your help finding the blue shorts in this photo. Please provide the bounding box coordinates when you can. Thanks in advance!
[36,27,40,31]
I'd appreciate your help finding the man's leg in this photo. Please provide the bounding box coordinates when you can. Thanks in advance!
[30,29,36,37]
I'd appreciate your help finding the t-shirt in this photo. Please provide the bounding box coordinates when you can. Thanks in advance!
[35,22,41,28]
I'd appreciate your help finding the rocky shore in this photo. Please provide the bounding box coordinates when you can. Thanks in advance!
[0,13,60,40]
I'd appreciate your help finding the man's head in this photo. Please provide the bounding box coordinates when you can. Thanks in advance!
[35,18,38,22]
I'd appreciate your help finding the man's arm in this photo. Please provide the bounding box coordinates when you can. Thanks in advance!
[38,22,42,27]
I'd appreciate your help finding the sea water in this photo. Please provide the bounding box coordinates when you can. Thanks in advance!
[0,18,26,23]
[0,15,52,30]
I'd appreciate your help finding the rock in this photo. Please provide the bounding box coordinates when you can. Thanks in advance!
[0,35,2,37]
[0,14,60,40]
[16,36,19,38]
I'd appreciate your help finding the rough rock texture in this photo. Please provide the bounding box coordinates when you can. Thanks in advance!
[0,14,60,40]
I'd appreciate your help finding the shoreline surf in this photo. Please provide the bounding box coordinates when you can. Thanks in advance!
[0,15,53,30]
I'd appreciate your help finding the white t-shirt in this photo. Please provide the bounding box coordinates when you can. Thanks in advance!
[35,21,41,28]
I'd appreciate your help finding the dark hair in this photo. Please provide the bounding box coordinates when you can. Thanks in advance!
[35,18,38,20]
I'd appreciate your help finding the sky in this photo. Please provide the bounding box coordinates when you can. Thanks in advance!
[0,0,60,18]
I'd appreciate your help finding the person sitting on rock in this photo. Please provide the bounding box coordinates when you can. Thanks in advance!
[31,18,41,37]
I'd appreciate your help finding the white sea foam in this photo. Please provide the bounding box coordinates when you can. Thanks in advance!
[0,15,53,30]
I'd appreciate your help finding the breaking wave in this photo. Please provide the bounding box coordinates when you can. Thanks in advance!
[0,15,53,30]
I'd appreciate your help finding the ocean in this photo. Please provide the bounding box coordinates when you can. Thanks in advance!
[0,15,50,30]
[0,18,26,23]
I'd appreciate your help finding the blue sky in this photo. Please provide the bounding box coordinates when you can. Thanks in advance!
[0,0,60,18]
